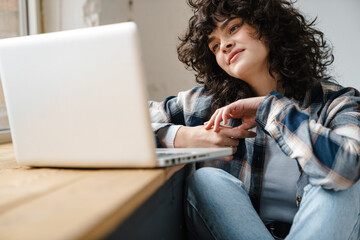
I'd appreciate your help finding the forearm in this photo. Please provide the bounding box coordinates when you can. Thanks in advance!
[174,126,195,148]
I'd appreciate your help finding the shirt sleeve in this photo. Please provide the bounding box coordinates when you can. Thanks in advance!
[148,86,212,147]
[256,88,360,191]
[157,125,182,148]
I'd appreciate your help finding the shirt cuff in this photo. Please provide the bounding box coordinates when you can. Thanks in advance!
[157,125,182,148]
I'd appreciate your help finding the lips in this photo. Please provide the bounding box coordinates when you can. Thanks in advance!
[228,49,245,65]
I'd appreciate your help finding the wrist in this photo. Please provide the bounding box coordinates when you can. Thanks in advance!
[174,126,189,148]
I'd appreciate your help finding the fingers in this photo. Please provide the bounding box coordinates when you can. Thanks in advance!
[235,128,257,138]
[215,107,232,132]
[231,146,237,154]
[205,97,264,132]
[203,123,256,150]
[221,137,239,147]
[216,146,237,162]
[213,109,224,132]
[204,109,219,130]
[205,101,241,131]
[220,126,257,139]
[204,107,231,132]
[218,155,233,162]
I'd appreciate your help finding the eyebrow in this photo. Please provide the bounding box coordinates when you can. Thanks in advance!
[207,17,238,45]
[220,17,237,30]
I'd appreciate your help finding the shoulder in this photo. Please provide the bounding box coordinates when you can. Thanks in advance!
[305,80,360,106]
[305,80,360,122]
[150,85,213,119]
[177,86,213,122]
[176,86,213,109]
[321,80,359,98]
[178,86,211,100]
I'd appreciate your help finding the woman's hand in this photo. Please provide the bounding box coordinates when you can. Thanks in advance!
[174,125,256,161]
[205,96,265,132]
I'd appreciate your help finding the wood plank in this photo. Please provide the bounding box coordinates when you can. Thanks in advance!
[79,170,166,240]
[0,143,183,240]
[0,169,165,240]
[0,143,93,215]
[0,167,91,214]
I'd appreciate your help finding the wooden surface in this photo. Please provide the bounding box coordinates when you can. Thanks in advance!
[0,143,183,240]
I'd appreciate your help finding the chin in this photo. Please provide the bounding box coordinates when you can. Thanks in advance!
[229,71,247,81]
[227,64,248,79]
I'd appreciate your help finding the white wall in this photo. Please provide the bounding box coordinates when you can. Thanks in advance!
[131,0,194,101]
[42,0,360,100]
[294,0,360,90]
[42,0,193,101]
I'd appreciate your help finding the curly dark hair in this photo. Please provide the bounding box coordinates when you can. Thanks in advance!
[177,0,334,112]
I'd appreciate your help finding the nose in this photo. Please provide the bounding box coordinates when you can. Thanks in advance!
[221,40,234,53]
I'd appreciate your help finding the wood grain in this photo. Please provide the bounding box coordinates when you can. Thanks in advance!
[0,143,179,240]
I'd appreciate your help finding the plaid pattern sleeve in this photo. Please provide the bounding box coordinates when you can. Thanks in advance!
[148,86,212,132]
[256,82,360,190]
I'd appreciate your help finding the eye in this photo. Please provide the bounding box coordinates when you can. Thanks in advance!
[210,43,219,53]
[229,24,240,34]
[209,42,219,53]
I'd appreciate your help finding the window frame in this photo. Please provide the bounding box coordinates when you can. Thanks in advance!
[19,0,41,36]
[0,0,41,143]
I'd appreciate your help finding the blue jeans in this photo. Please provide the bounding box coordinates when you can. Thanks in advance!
[185,167,360,240]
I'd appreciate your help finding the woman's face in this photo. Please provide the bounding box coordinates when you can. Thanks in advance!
[208,17,270,83]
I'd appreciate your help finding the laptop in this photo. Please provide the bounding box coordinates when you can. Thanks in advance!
[0,22,232,168]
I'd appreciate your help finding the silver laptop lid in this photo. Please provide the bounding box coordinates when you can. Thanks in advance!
[0,22,158,167]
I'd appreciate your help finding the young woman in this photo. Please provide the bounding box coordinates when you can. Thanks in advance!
[149,0,360,239]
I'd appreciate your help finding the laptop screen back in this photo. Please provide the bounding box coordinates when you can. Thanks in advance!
[0,22,158,167]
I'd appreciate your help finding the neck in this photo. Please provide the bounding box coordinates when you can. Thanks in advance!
[245,69,279,97]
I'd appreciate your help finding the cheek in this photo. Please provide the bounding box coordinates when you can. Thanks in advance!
[215,55,227,69]
[253,40,269,59]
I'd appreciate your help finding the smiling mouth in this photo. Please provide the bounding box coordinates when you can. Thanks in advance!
[228,49,245,64]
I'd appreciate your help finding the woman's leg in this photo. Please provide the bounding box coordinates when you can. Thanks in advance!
[184,167,273,240]
[286,179,360,240]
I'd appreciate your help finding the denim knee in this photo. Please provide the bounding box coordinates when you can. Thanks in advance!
[186,167,247,203]
[185,167,274,240]
[287,179,360,240]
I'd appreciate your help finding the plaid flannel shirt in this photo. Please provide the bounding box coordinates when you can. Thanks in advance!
[149,80,360,210]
